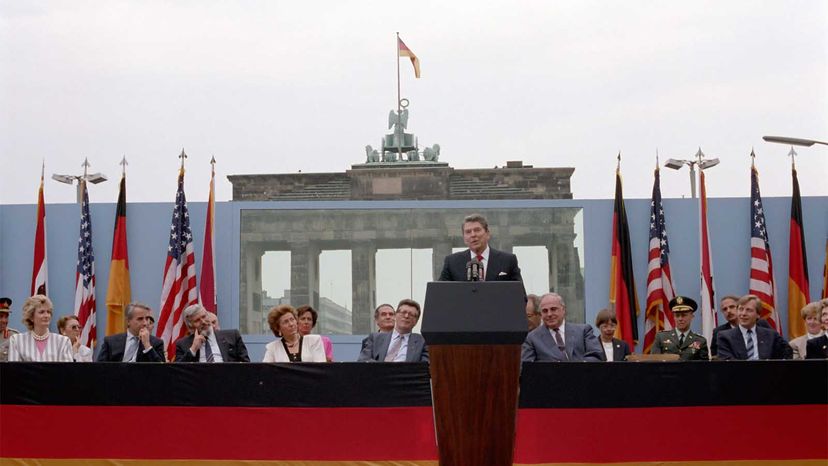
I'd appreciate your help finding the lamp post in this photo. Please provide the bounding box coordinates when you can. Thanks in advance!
[52,158,107,203]
[762,136,828,147]
[664,148,720,198]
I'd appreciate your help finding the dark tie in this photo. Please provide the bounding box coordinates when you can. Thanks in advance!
[476,254,485,279]
[746,329,755,360]
[678,333,685,348]
[554,328,568,360]
[204,338,215,363]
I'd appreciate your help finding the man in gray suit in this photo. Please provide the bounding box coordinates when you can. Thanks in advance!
[522,293,602,362]
[358,299,429,362]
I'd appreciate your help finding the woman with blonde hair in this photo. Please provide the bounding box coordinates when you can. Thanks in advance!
[263,305,326,363]
[8,295,73,362]
[791,299,828,359]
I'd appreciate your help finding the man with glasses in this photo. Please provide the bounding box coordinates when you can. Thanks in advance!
[358,299,429,362]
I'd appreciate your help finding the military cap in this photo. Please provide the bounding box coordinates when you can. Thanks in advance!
[0,297,11,313]
[669,296,697,313]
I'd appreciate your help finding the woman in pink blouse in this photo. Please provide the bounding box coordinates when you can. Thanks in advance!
[297,305,334,362]
[8,295,73,362]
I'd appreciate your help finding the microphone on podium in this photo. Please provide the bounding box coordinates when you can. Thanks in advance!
[466,258,482,282]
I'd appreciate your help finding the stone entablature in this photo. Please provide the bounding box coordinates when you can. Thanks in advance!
[228,165,574,201]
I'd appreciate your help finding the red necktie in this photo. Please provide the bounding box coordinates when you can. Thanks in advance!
[476,254,484,280]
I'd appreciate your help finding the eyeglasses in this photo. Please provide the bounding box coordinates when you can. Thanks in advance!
[68,325,80,330]
[396,310,419,318]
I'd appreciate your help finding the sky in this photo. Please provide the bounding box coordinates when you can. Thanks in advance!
[1,0,827,206]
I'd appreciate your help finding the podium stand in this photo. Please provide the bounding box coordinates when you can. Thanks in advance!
[422,281,527,466]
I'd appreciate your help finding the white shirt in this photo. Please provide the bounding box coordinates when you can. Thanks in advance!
[602,340,614,361]
[387,330,410,362]
[197,331,224,363]
[469,246,490,279]
[738,325,759,360]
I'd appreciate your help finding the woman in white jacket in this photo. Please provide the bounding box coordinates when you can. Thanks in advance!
[263,304,326,363]
[8,295,73,362]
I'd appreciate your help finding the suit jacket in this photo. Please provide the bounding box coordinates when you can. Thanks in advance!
[439,248,522,282]
[97,332,165,362]
[174,329,250,362]
[8,332,73,362]
[598,338,631,362]
[805,334,828,359]
[711,319,771,356]
[262,334,327,362]
[521,323,603,362]
[716,326,792,360]
[651,330,709,361]
[357,331,429,362]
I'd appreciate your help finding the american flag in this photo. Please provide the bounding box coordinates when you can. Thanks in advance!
[642,167,676,353]
[74,181,97,347]
[749,162,780,332]
[157,169,198,359]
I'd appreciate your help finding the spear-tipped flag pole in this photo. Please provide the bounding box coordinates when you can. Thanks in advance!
[199,156,217,314]
[748,150,780,333]
[609,153,640,350]
[105,157,131,335]
[31,161,49,296]
[73,159,97,347]
[157,149,199,360]
[787,147,810,338]
[643,157,676,354]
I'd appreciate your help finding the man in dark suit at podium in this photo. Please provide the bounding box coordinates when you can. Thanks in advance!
[438,214,522,282]
[522,293,602,362]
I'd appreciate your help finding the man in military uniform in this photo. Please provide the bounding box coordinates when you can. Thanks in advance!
[651,296,709,360]
[0,297,20,362]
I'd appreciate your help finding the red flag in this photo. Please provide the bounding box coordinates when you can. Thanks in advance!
[157,168,198,360]
[699,170,717,352]
[105,173,131,335]
[787,166,810,338]
[73,180,97,347]
[199,161,217,314]
[748,161,780,332]
[31,164,48,296]
[398,36,421,78]
[609,163,639,349]
[643,166,676,354]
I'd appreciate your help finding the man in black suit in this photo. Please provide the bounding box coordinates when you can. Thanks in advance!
[438,213,522,282]
[711,294,770,357]
[717,295,792,360]
[174,304,249,363]
[97,302,165,362]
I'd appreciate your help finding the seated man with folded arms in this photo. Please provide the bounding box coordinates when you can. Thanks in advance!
[359,299,428,362]
[522,293,602,362]
[717,294,792,360]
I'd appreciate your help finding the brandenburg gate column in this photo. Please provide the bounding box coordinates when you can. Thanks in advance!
[351,242,377,334]
[290,240,320,309]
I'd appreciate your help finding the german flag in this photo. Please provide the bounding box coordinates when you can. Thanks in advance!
[609,162,639,348]
[398,36,421,78]
[105,174,131,335]
[787,166,810,338]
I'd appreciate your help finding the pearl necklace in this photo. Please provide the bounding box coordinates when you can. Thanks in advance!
[32,331,49,341]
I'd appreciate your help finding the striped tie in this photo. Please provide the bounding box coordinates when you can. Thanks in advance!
[745,329,755,360]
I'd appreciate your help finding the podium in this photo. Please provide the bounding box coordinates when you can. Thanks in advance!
[422,281,527,466]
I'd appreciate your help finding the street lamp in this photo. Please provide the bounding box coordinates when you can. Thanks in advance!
[762,136,828,147]
[664,148,720,198]
[52,158,107,203]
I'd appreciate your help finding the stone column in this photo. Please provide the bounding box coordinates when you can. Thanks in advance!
[351,243,377,334]
[241,245,265,334]
[547,239,558,294]
[290,241,319,309]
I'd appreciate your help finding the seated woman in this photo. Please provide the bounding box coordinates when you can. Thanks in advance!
[790,299,827,359]
[595,308,631,362]
[8,295,73,362]
[263,305,327,363]
[296,305,334,362]
[805,302,828,359]
[57,315,93,362]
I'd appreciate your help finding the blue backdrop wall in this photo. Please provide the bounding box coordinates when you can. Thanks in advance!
[1,196,825,361]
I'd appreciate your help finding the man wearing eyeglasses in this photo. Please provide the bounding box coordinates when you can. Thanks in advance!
[358,299,429,362]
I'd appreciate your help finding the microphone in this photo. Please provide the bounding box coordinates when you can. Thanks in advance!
[466,258,482,282]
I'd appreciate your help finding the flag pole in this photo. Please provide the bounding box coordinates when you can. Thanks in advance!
[396,32,401,121]
[396,32,404,161]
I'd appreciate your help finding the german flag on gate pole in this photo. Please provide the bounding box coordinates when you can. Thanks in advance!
[105,163,131,335]
[787,161,810,339]
[609,155,639,349]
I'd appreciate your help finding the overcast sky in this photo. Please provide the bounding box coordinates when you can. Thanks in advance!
[1,0,826,205]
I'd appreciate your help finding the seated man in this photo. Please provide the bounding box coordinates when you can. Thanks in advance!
[717,294,792,360]
[651,296,708,360]
[97,302,165,362]
[361,303,396,351]
[805,303,828,359]
[358,299,428,362]
[711,294,770,356]
[174,304,249,362]
[526,294,541,331]
[521,293,602,362]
